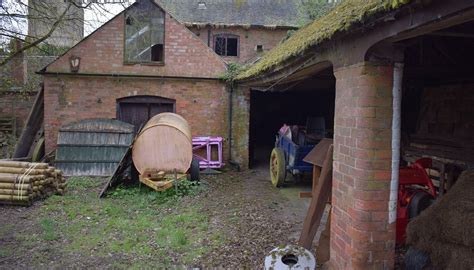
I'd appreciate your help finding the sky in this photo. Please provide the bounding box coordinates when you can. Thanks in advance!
[83,1,133,36]
[0,0,134,43]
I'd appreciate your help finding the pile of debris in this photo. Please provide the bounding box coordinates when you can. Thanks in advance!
[0,161,66,206]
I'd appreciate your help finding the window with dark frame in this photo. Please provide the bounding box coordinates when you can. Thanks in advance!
[214,34,239,57]
[124,0,165,63]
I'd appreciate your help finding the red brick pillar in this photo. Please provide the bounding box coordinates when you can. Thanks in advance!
[330,62,395,269]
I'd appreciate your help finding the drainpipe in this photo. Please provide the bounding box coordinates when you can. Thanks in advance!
[388,62,404,224]
[227,84,240,171]
[207,25,211,47]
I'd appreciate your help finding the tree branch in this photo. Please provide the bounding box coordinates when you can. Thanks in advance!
[0,3,72,67]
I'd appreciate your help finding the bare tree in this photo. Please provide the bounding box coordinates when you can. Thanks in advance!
[0,0,130,66]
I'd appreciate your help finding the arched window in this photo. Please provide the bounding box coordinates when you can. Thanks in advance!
[214,34,239,57]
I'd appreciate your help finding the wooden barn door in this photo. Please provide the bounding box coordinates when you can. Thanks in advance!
[116,95,176,133]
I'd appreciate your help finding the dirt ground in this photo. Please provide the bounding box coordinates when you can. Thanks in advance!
[0,168,319,269]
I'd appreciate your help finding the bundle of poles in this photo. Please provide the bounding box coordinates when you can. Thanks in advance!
[0,161,66,206]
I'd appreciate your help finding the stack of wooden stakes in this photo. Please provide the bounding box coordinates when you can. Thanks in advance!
[0,161,66,206]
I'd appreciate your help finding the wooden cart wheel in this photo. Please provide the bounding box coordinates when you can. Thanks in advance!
[270,147,286,187]
[189,157,200,182]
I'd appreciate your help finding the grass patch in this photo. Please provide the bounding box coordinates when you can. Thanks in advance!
[39,218,58,241]
[108,179,205,205]
[0,248,11,258]
[66,176,104,190]
[17,177,220,267]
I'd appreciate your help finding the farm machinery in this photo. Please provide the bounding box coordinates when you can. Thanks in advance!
[270,119,438,244]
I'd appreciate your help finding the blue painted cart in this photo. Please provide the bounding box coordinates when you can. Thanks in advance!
[270,133,315,187]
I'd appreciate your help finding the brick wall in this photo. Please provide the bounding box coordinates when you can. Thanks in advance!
[43,76,228,155]
[189,26,289,64]
[331,62,395,269]
[230,86,250,167]
[46,12,226,78]
[0,52,54,139]
[43,5,231,157]
[0,92,36,136]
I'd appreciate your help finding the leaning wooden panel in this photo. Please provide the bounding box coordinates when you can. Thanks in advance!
[55,118,134,176]
[303,138,333,167]
[132,113,192,175]
[299,144,333,249]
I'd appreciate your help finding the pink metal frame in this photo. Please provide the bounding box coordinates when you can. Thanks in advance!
[192,136,224,169]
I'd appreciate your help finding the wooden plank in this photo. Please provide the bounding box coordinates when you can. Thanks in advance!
[99,127,142,198]
[315,207,331,263]
[13,87,43,158]
[303,138,333,167]
[59,119,134,133]
[299,192,312,198]
[299,144,333,249]
[98,145,133,198]
[139,177,174,192]
[56,119,134,176]
[312,166,321,194]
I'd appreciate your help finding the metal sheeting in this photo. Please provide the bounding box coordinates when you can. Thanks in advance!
[55,119,134,176]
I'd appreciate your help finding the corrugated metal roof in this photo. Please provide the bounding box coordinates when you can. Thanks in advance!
[155,0,303,28]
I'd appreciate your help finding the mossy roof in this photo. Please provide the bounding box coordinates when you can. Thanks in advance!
[236,0,412,81]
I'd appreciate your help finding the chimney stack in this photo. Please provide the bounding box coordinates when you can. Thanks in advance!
[10,39,26,86]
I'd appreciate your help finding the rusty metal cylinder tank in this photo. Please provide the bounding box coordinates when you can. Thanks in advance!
[132,113,192,175]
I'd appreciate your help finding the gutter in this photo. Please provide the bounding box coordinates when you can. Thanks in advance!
[36,71,221,81]
[183,22,298,30]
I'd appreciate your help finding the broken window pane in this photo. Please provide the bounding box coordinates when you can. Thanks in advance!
[214,35,239,57]
[124,0,165,63]
[215,37,226,56]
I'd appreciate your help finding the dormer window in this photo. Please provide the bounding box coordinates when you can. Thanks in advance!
[214,34,239,57]
[124,0,165,63]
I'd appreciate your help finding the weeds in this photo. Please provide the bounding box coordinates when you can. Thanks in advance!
[39,218,58,241]
[66,176,104,190]
[109,179,204,204]
[19,177,217,267]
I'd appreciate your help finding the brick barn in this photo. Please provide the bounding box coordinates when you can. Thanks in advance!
[39,0,300,155]
[233,0,474,268]
[37,0,474,268]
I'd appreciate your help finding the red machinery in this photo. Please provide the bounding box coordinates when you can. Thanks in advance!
[396,158,437,244]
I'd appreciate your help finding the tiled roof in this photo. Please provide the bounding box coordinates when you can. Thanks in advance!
[155,0,302,28]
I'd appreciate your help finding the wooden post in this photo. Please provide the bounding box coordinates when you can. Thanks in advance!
[312,166,321,194]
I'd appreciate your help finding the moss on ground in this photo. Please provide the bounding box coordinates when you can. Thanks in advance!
[236,0,413,81]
